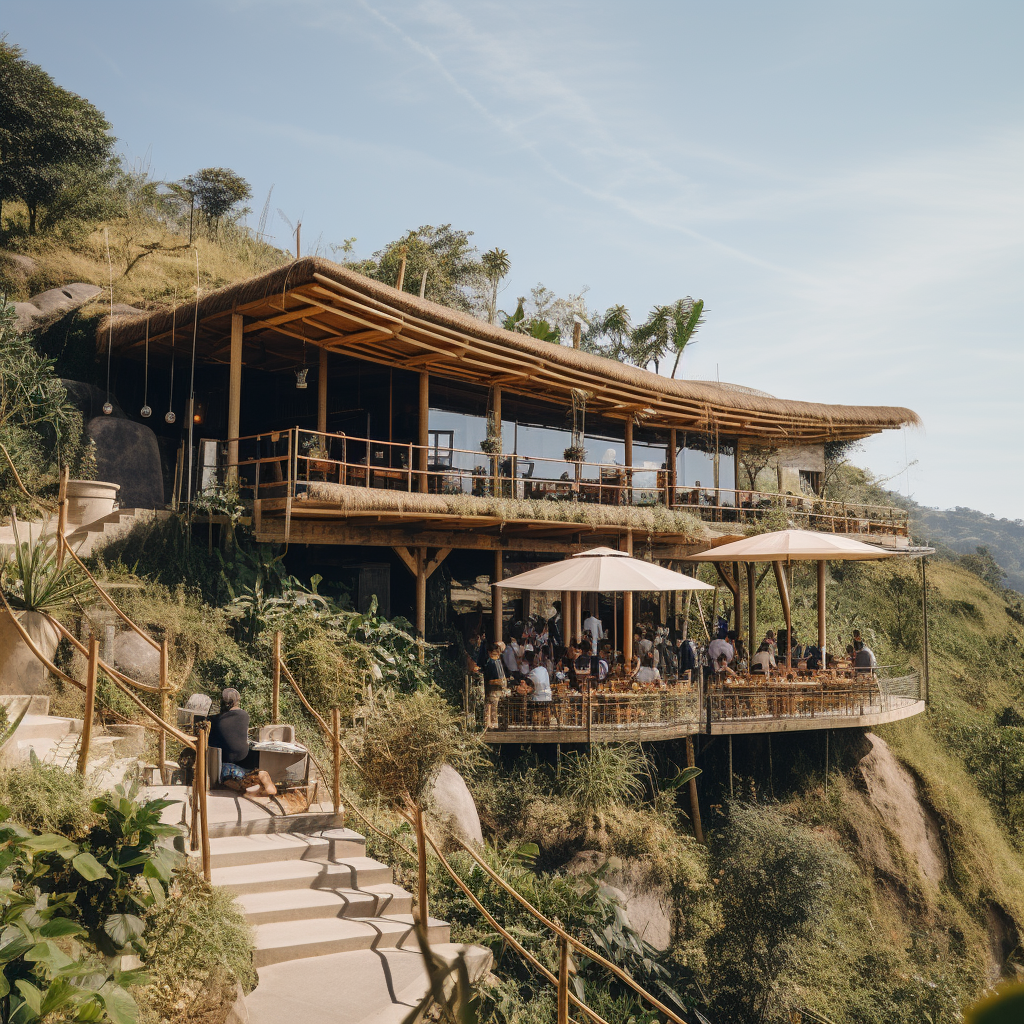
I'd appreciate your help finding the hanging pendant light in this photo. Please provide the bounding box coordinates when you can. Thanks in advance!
[165,287,177,425]
[141,313,152,417]
[102,401,113,415]
[294,367,309,389]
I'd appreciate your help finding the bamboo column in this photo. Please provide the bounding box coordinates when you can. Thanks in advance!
[227,313,243,486]
[77,636,98,775]
[624,419,633,505]
[921,556,930,703]
[557,934,570,1023]
[747,563,757,657]
[317,347,329,436]
[159,639,169,785]
[272,630,281,722]
[685,736,704,844]
[415,548,427,663]
[331,708,342,815]
[622,532,633,670]
[195,721,211,882]
[773,560,792,669]
[492,551,503,644]
[560,591,571,644]
[418,372,429,493]
[817,559,827,652]
[56,466,69,569]
[733,561,743,646]
[413,802,429,929]
[667,428,676,506]
[491,386,502,496]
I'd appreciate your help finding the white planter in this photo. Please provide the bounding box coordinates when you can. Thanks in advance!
[0,610,60,695]
[66,479,120,527]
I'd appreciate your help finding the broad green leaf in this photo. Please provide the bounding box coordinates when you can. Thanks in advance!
[0,971,8,997]
[99,981,140,1024]
[22,833,78,858]
[141,846,180,885]
[72,852,110,882]
[39,918,85,938]
[103,913,145,948]
[38,976,76,1016]
[25,939,74,972]
[15,979,42,1014]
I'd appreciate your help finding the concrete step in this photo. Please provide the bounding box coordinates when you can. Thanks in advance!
[237,882,413,925]
[191,829,365,869]
[252,913,450,968]
[12,714,77,741]
[0,695,50,718]
[206,810,347,839]
[212,856,393,896]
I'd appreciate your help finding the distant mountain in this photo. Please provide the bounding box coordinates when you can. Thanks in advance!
[911,505,1024,594]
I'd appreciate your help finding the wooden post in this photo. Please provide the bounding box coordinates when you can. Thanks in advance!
[560,590,571,644]
[773,560,792,669]
[733,561,743,646]
[667,428,676,506]
[491,386,502,495]
[413,801,428,929]
[817,559,826,652]
[682,589,692,642]
[159,640,169,785]
[624,418,633,505]
[227,313,243,486]
[622,532,633,670]
[331,707,342,815]
[77,636,98,775]
[317,347,329,436]
[921,556,930,703]
[196,721,211,882]
[685,735,704,844]
[572,319,581,350]
[395,254,407,292]
[418,372,429,493]
[747,563,757,658]
[272,630,281,723]
[572,592,582,644]
[56,465,69,569]
[415,548,427,663]
[492,550,503,643]
[557,933,570,1024]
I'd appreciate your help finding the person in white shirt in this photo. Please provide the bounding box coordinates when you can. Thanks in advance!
[582,608,603,656]
[502,638,521,679]
[634,655,661,685]
[750,641,776,676]
[708,631,736,668]
[524,651,551,702]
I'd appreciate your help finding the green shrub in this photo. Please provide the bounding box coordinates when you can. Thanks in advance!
[558,743,648,816]
[0,757,99,837]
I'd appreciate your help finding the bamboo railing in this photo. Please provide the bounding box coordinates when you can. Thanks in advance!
[273,633,690,1024]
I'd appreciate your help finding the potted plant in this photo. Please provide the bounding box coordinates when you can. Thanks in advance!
[65,438,120,527]
[0,516,91,695]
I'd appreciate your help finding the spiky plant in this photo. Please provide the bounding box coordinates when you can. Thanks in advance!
[2,514,92,613]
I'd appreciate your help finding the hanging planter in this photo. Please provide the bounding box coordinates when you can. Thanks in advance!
[563,443,588,463]
[564,387,591,462]
[480,410,502,455]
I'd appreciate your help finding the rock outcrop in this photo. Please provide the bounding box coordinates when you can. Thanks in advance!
[426,764,484,848]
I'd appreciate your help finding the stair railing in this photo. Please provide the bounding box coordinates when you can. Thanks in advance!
[273,633,689,1024]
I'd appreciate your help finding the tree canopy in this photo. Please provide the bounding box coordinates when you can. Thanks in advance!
[0,38,116,234]
[177,167,252,229]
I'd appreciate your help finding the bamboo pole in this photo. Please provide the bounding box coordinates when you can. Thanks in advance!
[418,371,429,493]
[227,313,242,485]
[159,640,169,785]
[331,707,342,816]
[492,551,503,644]
[413,801,429,930]
[747,562,756,658]
[773,560,792,669]
[77,636,98,775]
[195,721,211,881]
[921,556,930,703]
[817,559,827,652]
[56,465,69,569]
[558,933,570,1024]
[318,347,329,436]
[273,631,282,723]
[415,548,427,664]
[621,532,633,671]
[685,735,704,844]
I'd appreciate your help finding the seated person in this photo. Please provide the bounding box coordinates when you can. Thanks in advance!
[209,688,276,796]
[750,641,776,676]
[708,630,736,668]
[713,654,737,679]
[803,644,822,670]
[634,655,661,685]
[853,639,877,674]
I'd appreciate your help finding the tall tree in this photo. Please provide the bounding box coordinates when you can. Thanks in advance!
[481,247,511,324]
[628,297,705,376]
[176,167,252,231]
[0,38,115,234]
[666,297,705,378]
[598,304,632,361]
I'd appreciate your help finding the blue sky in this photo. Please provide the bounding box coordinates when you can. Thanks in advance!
[7,1,1023,519]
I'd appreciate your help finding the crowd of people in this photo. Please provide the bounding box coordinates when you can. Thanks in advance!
[464,601,880,728]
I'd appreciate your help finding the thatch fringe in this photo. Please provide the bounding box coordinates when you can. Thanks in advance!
[299,483,708,539]
[101,256,921,431]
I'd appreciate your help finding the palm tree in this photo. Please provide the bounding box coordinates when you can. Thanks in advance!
[667,297,705,378]
[599,304,632,361]
[481,248,511,324]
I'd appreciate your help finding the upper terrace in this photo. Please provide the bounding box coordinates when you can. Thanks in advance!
[102,257,919,552]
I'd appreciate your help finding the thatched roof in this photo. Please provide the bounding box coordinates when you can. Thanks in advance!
[101,257,920,443]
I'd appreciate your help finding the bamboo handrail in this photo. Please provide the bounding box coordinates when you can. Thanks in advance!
[57,535,161,651]
[275,637,686,1024]
[45,615,161,693]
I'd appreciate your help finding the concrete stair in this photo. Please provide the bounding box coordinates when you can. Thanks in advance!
[186,821,490,1023]
[64,508,168,558]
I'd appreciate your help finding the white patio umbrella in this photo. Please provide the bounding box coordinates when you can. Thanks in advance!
[493,546,715,593]
[684,529,894,667]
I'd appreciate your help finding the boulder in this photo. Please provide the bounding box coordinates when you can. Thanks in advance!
[13,302,40,333]
[63,381,125,421]
[565,851,673,950]
[426,764,483,848]
[85,416,164,509]
[110,631,161,687]
[29,283,102,317]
